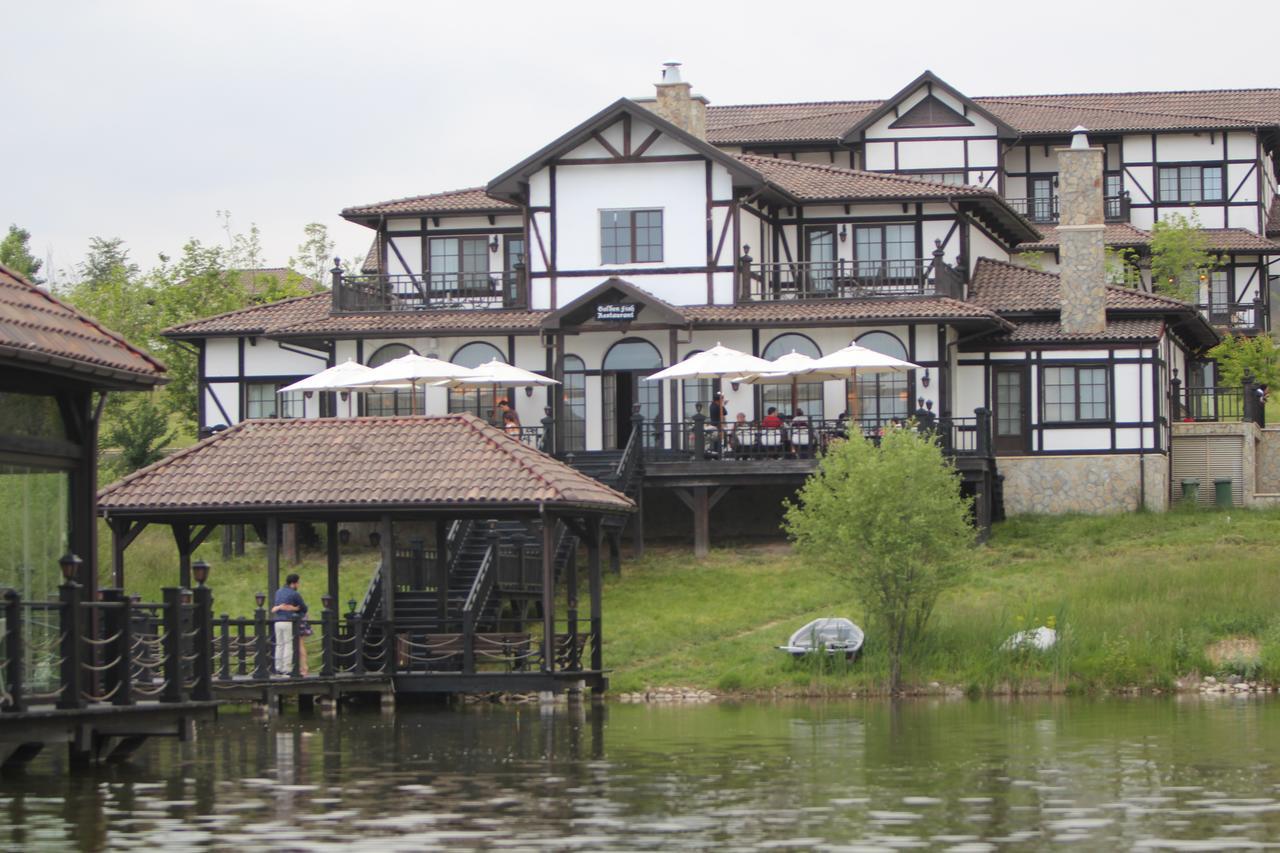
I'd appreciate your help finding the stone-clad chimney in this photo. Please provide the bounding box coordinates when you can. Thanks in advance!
[1056,127,1107,334]
[651,62,708,139]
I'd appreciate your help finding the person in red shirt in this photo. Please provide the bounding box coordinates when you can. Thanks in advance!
[761,407,783,428]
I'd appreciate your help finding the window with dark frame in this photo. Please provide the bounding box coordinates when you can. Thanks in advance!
[1157,165,1224,203]
[1041,365,1110,423]
[429,236,490,294]
[854,224,916,278]
[912,171,966,186]
[601,209,663,264]
[245,382,304,419]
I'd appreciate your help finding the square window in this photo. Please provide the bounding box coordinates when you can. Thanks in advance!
[600,209,663,264]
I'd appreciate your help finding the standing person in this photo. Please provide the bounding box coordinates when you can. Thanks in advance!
[503,410,523,440]
[271,573,309,677]
[709,392,727,426]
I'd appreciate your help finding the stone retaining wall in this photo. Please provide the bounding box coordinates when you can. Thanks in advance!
[1256,429,1280,495]
[1000,453,1168,515]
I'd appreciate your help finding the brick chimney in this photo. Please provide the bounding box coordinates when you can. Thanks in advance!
[1055,127,1107,334]
[650,62,708,139]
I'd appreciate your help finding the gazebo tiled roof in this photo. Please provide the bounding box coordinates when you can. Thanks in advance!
[99,414,634,519]
[0,262,166,388]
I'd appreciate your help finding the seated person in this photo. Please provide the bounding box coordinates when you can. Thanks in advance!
[503,410,523,439]
[791,407,809,428]
[761,407,784,429]
[730,412,751,457]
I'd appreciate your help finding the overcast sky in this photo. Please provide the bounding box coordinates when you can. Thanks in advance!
[4,0,1275,283]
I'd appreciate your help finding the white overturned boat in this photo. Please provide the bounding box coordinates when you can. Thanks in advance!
[778,618,865,659]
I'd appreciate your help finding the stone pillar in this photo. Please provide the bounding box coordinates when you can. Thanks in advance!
[651,63,707,139]
[1056,129,1107,335]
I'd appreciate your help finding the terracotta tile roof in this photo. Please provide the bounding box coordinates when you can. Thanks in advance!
[1017,223,1154,251]
[163,293,332,337]
[986,317,1166,345]
[1267,196,1280,237]
[342,187,519,219]
[969,257,1197,313]
[683,297,1010,328]
[98,414,634,516]
[1199,228,1280,252]
[270,309,550,338]
[708,100,880,144]
[360,239,379,274]
[0,262,165,386]
[736,154,996,201]
[707,87,1280,145]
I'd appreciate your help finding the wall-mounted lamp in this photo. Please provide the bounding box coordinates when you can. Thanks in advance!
[524,385,534,398]
[339,390,350,402]
[489,235,500,253]
[921,368,931,389]
[303,390,314,399]
[730,381,741,392]
[838,225,848,243]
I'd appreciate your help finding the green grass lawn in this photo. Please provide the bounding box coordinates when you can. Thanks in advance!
[602,507,1280,695]
[101,507,1280,695]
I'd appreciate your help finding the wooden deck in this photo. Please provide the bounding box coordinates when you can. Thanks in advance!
[0,700,218,769]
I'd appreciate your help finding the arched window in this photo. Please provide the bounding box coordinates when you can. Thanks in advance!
[365,343,421,416]
[602,339,663,371]
[679,350,716,422]
[448,342,507,419]
[855,331,910,425]
[562,355,586,452]
[761,334,824,422]
[601,338,663,450]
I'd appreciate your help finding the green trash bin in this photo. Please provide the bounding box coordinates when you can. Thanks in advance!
[1181,479,1200,504]
[1214,478,1233,508]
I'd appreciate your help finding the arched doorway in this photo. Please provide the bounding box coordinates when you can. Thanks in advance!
[854,331,910,426]
[761,333,824,421]
[448,341,507,420]
[602,338,663,449]
[365,343,421,416]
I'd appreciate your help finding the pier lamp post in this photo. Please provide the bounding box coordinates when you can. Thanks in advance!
[59,552,83,585]
[192,559,211,587]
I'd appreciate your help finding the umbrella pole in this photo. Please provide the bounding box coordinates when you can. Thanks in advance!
[791,378,798,417]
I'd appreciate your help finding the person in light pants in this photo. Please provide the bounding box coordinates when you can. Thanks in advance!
[271,573,307,675]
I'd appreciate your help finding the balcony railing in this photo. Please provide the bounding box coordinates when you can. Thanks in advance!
[1170,378,1265,426]
[1005,193,1131,224]
[332,267,528,313]
[1197,299,1265,332]
[736,253,964,302]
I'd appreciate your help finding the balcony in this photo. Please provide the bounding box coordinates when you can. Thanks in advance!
[736,256,964,302]
[1004,193,1131,224]
[1198,299,1266,333]
[332,267,528,313]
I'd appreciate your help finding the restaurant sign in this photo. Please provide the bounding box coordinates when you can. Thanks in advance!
[595,303,638,322]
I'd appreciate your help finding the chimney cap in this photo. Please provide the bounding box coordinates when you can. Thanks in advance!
[1070,125,1090,149]
[661,62,683,84]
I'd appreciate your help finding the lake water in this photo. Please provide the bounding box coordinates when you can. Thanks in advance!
[5,696,1280,850]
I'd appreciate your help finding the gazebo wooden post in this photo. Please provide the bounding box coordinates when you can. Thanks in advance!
[265,517,280,597]
[566,528,579,671]
[109,518,146,589]
[586,517,603,682]
[435,518,450,624]
[325,520,340,607]
[172,522,192,588]
[607,530,621,576]
[379,515,394,624]
[541,512,555,673]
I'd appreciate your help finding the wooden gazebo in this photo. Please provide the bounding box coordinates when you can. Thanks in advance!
[98,414,634,693]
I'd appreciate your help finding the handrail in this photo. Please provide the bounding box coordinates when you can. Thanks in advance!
[615,418,641,481]
[462,543,496,616]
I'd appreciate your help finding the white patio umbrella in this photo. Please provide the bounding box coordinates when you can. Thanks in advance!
[798,341,921,421]
[278,360,377,417]
[728,349,820,417]
[643,343,775,382]
[336,353,477,415]
[433,358,560,428]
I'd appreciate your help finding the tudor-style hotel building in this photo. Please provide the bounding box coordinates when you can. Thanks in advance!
[167,67,1280,526]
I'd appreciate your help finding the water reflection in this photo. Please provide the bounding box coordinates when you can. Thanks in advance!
[3,696,1280,849]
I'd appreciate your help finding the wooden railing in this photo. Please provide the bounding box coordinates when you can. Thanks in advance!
[645,410,992,461]
[1004,193,1130,224]
[1197,299,1266,332]
[1170,375,1264,426]
[331,265,528,313]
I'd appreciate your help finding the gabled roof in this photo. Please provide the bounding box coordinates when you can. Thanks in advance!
[1017,224,1280,253]
[0,262,166,388]
[707,82,1280,147]
[342,187,519,223]
[969,257,1196,313]
[968,257,1219,349]
[98,414,634,519]
[737,154,996,201]
[839,71,1018,144]
[487,98,769,201]
[1267,196,1280,238]
[540,277,688,330]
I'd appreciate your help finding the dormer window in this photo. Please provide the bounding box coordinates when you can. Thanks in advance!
[601,209,663,264]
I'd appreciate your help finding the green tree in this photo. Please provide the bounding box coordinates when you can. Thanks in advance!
[1208,334,1280,389]
[289,222,335,286]
[1105,246,1143,289]
[1150,212,1220,303]
[0,224,43,283]
[77,236,138,288]
[103,394,176,476]
[783,427,974,692]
